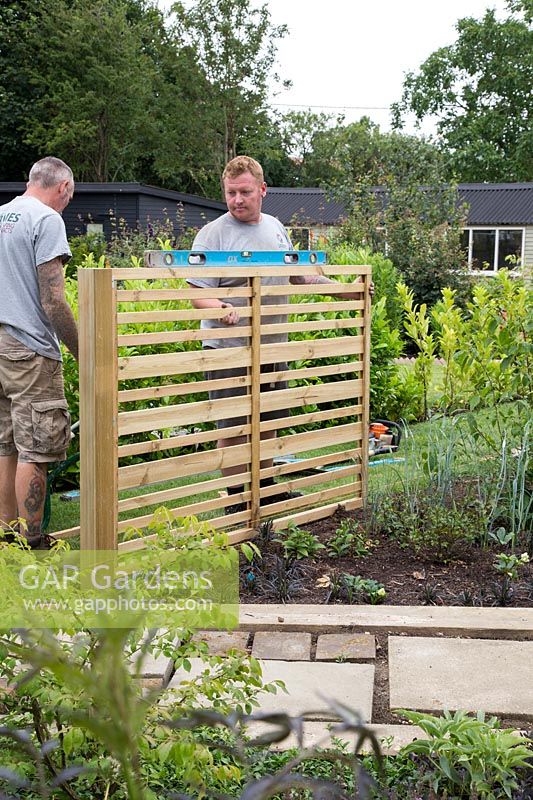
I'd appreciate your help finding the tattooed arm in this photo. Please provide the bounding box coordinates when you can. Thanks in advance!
[37,257,79,361]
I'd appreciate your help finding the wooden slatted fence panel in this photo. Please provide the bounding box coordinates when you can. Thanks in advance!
[68,261,371,549]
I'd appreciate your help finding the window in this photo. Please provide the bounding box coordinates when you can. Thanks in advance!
[86,222,104,236]
[462,228,524,273]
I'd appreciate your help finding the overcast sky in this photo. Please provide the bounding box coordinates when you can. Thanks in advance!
[160,0,510,137]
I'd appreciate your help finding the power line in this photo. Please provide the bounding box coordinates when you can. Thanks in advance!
[270,102,391,111]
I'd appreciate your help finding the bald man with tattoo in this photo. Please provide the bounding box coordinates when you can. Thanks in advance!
[0,157,78,548]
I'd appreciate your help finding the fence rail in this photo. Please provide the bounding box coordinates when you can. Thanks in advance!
[63,260,371,550]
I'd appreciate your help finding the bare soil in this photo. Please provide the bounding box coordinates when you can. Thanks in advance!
[240,508,533,608]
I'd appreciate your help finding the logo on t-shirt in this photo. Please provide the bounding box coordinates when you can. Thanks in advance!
[0,211,21,235]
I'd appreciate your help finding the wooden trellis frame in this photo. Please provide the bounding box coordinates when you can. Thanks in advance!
[54,259,371,551]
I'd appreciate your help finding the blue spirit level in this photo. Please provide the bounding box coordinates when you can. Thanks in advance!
[145,250,327,267]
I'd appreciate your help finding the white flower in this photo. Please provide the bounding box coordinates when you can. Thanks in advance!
[520,553,530,564]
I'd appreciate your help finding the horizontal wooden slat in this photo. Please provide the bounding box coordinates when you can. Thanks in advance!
[118,422,249,457]
[118,335,364,380]
[255,480,361,518]
[260,404,362,434]
[267,497,363,532]
[118,394,250,435]
[118,374,245,403]
[117,288,250,301]
[118,441,252,490]
[118,345,250,379]
[263,300,365,315]
[261,284,363,297]
[50,526,80,540]
[261,422,362,461]
[112,264,371,280]
[118,379,363,435]
[118,326,251,346]
[116,265,315,279]
[261,447,362,480]
[116,309,247,324]
[113,264,369,280]
[250,318,364,336]
[262,464,360,497]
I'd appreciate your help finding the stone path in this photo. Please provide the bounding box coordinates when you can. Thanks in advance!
[145,605,533,751]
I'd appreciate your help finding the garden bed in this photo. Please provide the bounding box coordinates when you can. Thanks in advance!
[239,507,533,608]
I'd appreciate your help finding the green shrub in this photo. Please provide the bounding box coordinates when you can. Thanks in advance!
[67,232,107,278]
[326,244,403,328]
[399,709,532,800]
[327,518,375,558]
[275,521,325,561]
[341,574,386,604]
[369,297,423,420]
[399,270,533,430]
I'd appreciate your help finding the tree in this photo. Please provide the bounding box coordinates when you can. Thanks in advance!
[392,0,533,182]
[21,0,167,182]
[0,0,46,179]
[172,0,289,167]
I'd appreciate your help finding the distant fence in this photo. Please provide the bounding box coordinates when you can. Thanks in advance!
[54,257,371,551]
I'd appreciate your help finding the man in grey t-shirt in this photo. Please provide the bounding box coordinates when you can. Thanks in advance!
[188,155,366,514]
[0,157,78,548]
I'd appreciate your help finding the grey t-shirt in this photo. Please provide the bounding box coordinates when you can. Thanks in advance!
[188,212,292,348]
[0,195,71,360]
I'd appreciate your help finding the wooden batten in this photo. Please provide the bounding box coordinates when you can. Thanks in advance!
[78,268,118,549]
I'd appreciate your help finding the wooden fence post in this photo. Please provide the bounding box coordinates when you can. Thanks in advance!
[78,268,118,549]
[249,275,262,528]
[360,271,372,505]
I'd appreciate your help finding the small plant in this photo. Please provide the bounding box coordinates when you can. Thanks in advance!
[399,709,533,800]
[275,522,325,561]
[420,582,442,606]
[342,574,386,604]
[489,576,515,607]
[456,588,477,606]
[257,555,306,603]
[327,518,375,559]
[257,518,275,545]
[488,526,515,548]
[494,551,530,581]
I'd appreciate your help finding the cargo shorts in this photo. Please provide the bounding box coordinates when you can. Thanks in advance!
[0,328,71,463]
[204,348,289,430]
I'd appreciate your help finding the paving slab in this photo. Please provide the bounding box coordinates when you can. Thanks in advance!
[239,605,533,638]
[251,661,374,721]
[389,636,533,717]
[168,659,374,721]
[245,721,424,754]
[129,652,174,685]
[316,633,375,661]
[252,631,311,660]
[193,630,250,656]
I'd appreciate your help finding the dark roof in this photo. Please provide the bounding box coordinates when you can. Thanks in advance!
[264,183,533,226]
[263,187,347,226]
[458,183,533,225]
[0,182,227,211]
